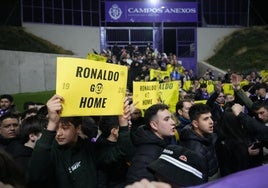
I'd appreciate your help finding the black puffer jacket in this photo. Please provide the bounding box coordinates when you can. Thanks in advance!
[95,126,133,188]
[126,125,170,184]
[180,125,218,181]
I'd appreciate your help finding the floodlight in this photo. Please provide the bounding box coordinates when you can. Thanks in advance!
[148,0,160,6]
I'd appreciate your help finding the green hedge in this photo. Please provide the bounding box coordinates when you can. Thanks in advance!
[12,90,55,112]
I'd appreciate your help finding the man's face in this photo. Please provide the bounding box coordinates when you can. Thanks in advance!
[151,109,176,139]
[0,98,12,110]
[0,118,19,139]
[178,101,192,120]
[201,87,207,92]
[55,122,80,146]
[257,88,267,98]
[216,93,225,104]
[193,112,214,136]
[255,107,268,123]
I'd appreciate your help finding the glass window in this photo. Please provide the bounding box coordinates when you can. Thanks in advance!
[54,0,63,9]
[64,10,72,24]
[54,9,63,24]
[44,0,53,8]
[44,9,53,23]
[91,0,98,11]
[64,0,72,9]
[73,0,81,10]
[73,11,81,25]
[23,0,33,6]
[23,7,33,22]
[92,12,99,26]
[33,0,42,7]
[33,7,42,22]
[82,0,91,10]
[83,12,91,26]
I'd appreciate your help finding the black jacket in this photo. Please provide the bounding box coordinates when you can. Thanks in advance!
[206,91,224,124]
[95,127,134,188]
[180,125,218,181]
[6,140,33,172]
[237,112,268,142]
[0,136,19,151]
[215,111,252,176]
[27,129,97,188]
[126,125,170,184]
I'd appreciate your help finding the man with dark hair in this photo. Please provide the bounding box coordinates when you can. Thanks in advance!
[195,83,210,101]
[27,95,96,188]
[0,94,16,117]
[251,101,268,125]
[2,115,44,188]
[0,112,20,150]
[126,103,176,184]
[9,115,43,172]
[249,83,268,103]
[180,103,219,182]
[206,88,225,125]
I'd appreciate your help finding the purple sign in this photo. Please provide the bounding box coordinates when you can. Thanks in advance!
[105,1,198,23]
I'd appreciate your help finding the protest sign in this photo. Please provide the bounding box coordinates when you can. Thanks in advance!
[56,57,127,116]
[150,69,170,81]
[132,81,159,110]
[159,81,179,113]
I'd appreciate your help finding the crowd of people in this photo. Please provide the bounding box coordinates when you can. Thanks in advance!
[1,44,268,188]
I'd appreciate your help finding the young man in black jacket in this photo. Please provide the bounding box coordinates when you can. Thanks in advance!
[27,94,132,188]
[179,103,219,182]
[126,103,176,184]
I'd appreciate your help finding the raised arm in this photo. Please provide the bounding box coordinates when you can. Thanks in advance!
[118,97,131,127]
[231,73,253,109]
[46,94,64,131]
[232,103,268,142]
[27,94,64,184]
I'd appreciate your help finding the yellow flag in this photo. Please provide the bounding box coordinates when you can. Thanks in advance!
[183,80,192,91]
[159,81,179,113]
[133,81,159,110]
[56,57,127,116]
[195,100,207,104]
[222,83,234,95]
[206,80,215,94]
[260,70,268,79]
[240,80,249,88]
[166,64,173,74]
[150,69,170,81]
[87,52,107,63]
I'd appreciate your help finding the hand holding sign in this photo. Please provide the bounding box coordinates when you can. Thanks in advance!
[46,94,64,131]
[119,98,132,127]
